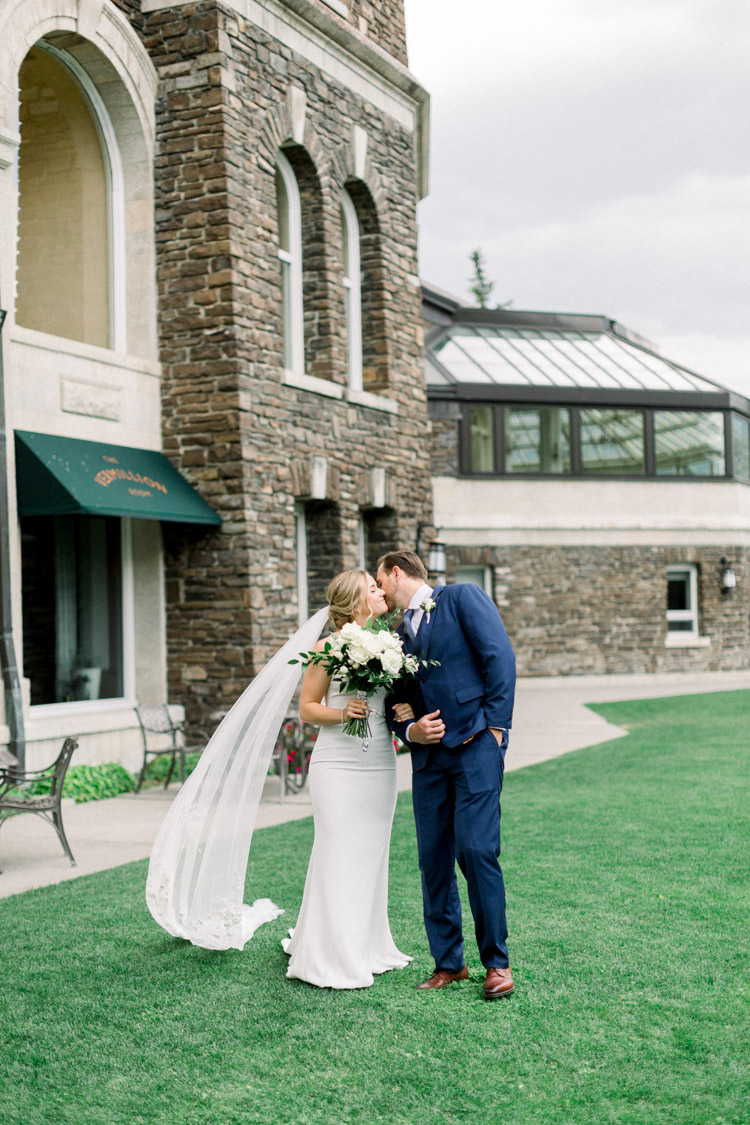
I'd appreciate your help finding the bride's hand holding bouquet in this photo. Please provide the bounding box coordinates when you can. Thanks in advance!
[292,615,434,742]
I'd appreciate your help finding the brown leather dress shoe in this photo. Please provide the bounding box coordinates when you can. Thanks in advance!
[417,965,469,991]
[483,967,514,1000]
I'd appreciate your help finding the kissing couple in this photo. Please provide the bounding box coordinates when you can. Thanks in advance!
[147,550,517,1001]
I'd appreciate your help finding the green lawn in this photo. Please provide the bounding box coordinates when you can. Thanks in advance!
[1,690,748,1125]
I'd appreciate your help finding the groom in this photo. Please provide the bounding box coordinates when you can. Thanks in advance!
[377,550,516,1000]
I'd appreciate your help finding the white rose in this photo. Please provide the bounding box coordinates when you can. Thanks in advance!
[340,622,360,642]
[348,644,370,666]
[380,648,403,675]
[403,654,419,674]
[360,630,382,656]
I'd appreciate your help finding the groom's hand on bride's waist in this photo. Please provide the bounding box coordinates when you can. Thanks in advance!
[406,710,445,745]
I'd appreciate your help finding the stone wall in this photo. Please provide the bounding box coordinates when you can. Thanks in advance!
[447,543,750,676]
[133,1,429,733]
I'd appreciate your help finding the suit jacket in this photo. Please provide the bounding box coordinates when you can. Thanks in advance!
[386,583,516,769]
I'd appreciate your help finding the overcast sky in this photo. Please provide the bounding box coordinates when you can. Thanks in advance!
[403,0,750,394]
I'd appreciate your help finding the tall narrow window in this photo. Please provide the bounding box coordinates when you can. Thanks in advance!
[295,503,308,627]
[275,152,304,374]
[340,190,362,391]
[16,44,125,350]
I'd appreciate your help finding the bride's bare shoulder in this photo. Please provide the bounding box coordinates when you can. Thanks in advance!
[313,634,337,652]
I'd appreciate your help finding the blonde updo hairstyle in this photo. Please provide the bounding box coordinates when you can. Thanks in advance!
[326,569,369,631]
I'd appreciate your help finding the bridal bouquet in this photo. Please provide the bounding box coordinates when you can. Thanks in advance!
[290,617,435,744]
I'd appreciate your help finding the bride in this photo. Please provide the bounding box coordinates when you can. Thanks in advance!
[282,569,413,989]
[146,568,412,989]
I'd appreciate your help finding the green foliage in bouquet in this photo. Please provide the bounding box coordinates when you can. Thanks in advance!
[290,615,437,741]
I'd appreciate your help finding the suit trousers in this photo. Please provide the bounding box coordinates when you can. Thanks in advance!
[411,727,509,972]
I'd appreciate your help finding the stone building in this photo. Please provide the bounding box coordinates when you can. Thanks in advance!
[0,0,430,770]
[424,285,750,675]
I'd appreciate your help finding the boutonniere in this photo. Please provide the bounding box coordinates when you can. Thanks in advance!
[420,596,437,621]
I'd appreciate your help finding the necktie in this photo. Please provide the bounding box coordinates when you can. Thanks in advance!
[403,608,417,641]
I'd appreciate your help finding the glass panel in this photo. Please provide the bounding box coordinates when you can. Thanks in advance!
[505,406,571,473]
[667,570,691,612]
[275,167,290,253]
[732,415,750,479]
[469,405,495,472]
[433,339,493,383]
[21,516,123,705]
[667,619,694,632]
[654,411,725,476]
[17,47,109,347]
[580,409,645,474]
[454,565,488,591]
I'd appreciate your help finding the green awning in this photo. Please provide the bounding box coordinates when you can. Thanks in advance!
[15,431,222,526]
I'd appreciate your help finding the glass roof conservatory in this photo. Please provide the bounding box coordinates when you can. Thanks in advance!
[423,289,750,482]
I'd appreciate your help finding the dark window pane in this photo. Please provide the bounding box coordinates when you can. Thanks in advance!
[580,409,645,473]
[469,405,495,472]
[667,619,695,632]
[654,411,725,476]
[504,406,571,473]
[732,414,750,479]
[667,572,691,611]
[21,516,123,705]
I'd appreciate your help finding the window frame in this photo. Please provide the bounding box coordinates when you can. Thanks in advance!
[340,189,363,393]
[457,401,749,482]
[276,150,304,377]
[26,517,136,716]
[665,563,699,641]
[453,564,492,596]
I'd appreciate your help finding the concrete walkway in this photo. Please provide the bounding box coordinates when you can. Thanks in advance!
[1,669,746,899]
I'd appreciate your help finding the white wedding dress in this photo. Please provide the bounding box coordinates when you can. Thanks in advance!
[282,683,412,989]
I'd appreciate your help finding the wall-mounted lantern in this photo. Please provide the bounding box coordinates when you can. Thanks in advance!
[720,557,737,595]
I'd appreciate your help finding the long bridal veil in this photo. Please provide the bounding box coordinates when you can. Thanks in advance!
[146,607,330,950]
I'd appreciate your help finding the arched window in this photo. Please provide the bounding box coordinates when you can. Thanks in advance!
[16,43,126,351]
[340,189,362,392]
[275,151,304,375]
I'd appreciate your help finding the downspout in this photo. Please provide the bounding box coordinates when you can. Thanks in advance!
[0,308,25,770]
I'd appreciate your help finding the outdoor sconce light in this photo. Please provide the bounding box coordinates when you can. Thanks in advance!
[426,540,447,585]
[720,558,737,594]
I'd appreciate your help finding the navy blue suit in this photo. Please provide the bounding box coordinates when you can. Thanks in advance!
[387,583,516,972]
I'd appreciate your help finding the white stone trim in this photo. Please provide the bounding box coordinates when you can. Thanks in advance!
[346,387,398,414]
[10,325,161,379]
[352,124,368,179]
[287,83,307,144]
[441,528,750,548]
[665,633,711,648]
[320,0,349,17]
[283,369,344,399]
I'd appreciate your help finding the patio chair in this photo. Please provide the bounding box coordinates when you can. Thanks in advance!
[0,737,78,865]
[134,704,202,792]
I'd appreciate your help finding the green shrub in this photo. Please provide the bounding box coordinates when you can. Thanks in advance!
[141,751,201,785]
[17,762,136,804]
[6,752,202,805]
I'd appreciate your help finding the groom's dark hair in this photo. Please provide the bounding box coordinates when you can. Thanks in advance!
[377,550,429,581]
